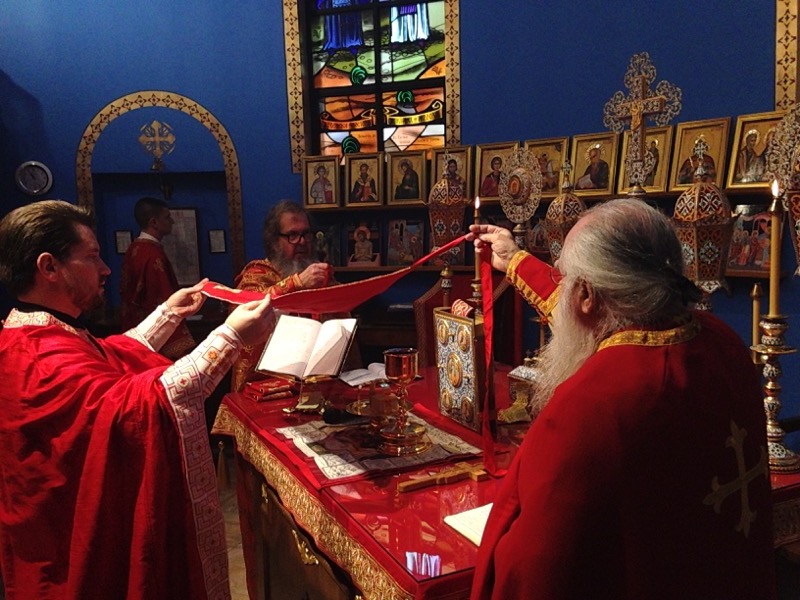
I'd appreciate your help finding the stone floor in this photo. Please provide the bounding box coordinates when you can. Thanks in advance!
[219,460,248,600]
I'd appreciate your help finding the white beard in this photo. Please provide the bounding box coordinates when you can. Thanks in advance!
[530,281,600,413]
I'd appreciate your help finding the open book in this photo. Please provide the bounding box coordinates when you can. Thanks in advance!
[339,362,387,387]
[257,315,357,381]
[443,502,493,546]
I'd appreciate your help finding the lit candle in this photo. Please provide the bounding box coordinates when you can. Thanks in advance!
[768,179,782,316]
[473,197,481,282]
[750,283,762,347]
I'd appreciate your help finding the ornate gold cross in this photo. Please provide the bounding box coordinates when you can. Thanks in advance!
[703,420,768,538]
[138,120,176,169]
[397,461,487,493]
[604,52,681,194]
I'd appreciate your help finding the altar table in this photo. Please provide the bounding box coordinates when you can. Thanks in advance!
[215,368,800,600]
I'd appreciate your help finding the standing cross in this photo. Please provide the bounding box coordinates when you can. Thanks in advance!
[603,52,681,195]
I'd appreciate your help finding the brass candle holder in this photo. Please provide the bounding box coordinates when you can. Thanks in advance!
[752,315,800,472]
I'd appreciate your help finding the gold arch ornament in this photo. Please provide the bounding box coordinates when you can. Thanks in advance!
[75,90,244,273]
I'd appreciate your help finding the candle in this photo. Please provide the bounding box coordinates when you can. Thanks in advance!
[768,179,782,316]
[750,283,762,347]
[473,197,481,282]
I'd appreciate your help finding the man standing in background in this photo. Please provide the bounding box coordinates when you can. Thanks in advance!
[120,196,195,358]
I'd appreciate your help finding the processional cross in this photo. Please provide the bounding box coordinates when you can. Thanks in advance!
[604,52,681,196]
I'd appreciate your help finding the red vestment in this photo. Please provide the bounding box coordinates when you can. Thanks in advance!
[471,252,775,600]
[0,310,231,599]
[120,238,195,359]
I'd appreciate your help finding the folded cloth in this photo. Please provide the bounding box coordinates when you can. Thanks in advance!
[243,378,298,402]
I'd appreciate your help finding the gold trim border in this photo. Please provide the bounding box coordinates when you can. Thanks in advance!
[75,90,244,274]
[776,0,799,110]
[774,494,800,547]
[215,405,414,600]
[283,1,462,174]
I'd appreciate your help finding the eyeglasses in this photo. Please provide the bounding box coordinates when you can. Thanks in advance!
[548,267,564,285]
[279,230,313,244]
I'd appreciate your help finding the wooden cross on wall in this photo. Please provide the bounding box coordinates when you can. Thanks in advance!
[603,52,682,195]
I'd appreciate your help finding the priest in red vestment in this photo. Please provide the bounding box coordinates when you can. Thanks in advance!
[468,199,775,599]
[120,197,195,359]
[231,201,347,391]
[0,200,274,600]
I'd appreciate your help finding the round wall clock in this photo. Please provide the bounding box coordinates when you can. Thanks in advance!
[15,161,53,196]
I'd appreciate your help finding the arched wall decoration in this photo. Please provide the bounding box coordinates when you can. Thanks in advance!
[281,0,462,174]
[776,0,799,110]
[75,90,244,273]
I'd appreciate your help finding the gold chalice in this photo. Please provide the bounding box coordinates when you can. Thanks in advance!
[380,348,430,456]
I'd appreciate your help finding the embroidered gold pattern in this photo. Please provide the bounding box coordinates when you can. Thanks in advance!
[598,315,700,351]
[776,0,798,110]
[506,251,560,318]
[214,405,414,600]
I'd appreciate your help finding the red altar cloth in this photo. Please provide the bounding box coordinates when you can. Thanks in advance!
[219,366,514,599]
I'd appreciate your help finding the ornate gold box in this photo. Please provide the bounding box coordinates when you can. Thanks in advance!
[433,306,485,432]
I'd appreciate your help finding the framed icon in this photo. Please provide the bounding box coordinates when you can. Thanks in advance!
[344,153,383,207]
[387,150,427,205]
[669,117,730,192]
[302,155,340,209]
[616,126,673,195]
[570,132,620,197]
[474,141,519,203]
[524,137,570,197]
[726,111,785,191]
[430,145,473,201]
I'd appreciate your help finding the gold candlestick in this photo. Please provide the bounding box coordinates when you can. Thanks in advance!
[472,197,482,307]
[768,179,782,316]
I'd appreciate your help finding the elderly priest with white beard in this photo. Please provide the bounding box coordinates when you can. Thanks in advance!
[467,198,775,600]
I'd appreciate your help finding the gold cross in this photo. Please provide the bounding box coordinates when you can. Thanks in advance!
[617,75,666,164]
[397,461,487,493]
[603,53,681,193]
[703,420,768,538]
[138,120,176,160]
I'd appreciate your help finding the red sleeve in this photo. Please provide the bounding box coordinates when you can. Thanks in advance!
[505,251,561,319]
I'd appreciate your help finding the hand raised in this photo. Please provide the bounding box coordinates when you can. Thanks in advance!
[467,224,520,273]
[298,262,331,289]
[166,278,208,318]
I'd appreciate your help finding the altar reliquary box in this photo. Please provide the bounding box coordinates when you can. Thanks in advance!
[433,306,486,432]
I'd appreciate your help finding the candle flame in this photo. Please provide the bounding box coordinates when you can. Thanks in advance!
[771,178,780,198]
[475,197,481,210]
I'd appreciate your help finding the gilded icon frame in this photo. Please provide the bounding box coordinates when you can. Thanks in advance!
[474,141,520,203]
[524,136,570,198]
[302,155,340,210]
[430,145,473,201]
[387,150,428,206]
[725,110,785,191]
[668,117,730,192]
[570,132,620,197]
[726,203,784,278]
[616,126,674,195]
[344,152,383,207]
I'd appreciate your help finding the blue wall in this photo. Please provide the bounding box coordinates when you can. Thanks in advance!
[2,1,798,439]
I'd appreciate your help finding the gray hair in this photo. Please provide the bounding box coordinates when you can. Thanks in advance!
[558,198,699,333]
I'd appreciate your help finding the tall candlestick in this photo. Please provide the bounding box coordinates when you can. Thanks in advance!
[768,179,782,316]
[751,283,762,347]
[473,197,482,282]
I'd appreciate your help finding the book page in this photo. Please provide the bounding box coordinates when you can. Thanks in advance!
[305,318,357,378]
[339,362,387,387]
[443,502,493,546]
[257,315,322,379]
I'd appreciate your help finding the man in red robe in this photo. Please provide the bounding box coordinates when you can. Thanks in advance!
[468,199,775,599]
[0,200,274,599]
[230,201,339,391]
[120,197,195,359]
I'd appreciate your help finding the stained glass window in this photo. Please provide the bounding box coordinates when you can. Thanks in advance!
[305,0,448,157]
